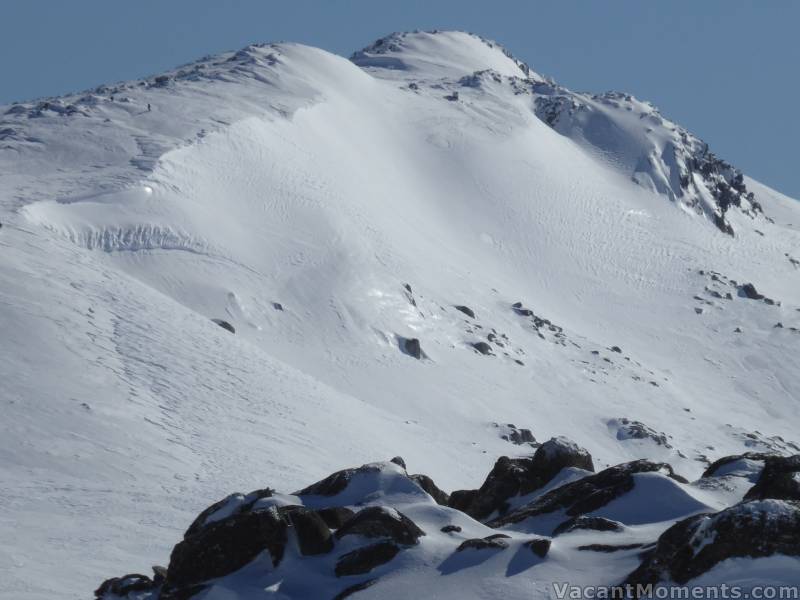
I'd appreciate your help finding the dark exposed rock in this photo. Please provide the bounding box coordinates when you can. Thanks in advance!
[272,302,283,311]
[333,578,380,599]
[390,456,407,469]
[448,489,478,513]
[335,541,400,577]
[511,301,534,317]
[494,422,537,446]
[454,305,476,319]
[152,565,167,583]
[211,318,235,334]
[166,507,287,589]
[456,535,510,552]
[609,418,672,449]
[440,524,462,533]
[553,516,624,536]
[624,500,800,587]
[285,507,334,555]
[336,506,425,546]
[317,507,356,530]
[524,537,551,558]
[295,464,380,497]
[472,341,493,355]
[449,437,593,521]
[744,455,800,501]
[489,460,685,528]
[399,336,422,359]
[185,488,274,538]
[410,473,450,506]
[610,346,622,353]
[739,283,764,300]
[701,452,772,479]
[95,573,156,598]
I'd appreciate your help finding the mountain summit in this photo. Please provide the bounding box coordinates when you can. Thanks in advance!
[1,31,798,599]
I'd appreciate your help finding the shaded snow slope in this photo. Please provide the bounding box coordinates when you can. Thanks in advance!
[0,30,798,599]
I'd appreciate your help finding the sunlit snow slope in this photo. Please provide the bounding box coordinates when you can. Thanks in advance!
[0,31,798,599]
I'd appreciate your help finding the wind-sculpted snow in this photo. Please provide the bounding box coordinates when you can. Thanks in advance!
[1,29,799,599]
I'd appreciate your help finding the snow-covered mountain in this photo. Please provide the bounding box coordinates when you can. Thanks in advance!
[0,30,798,599]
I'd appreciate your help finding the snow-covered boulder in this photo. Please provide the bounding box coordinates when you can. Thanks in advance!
[488,459,687,529]
[625,499,800,586]
[744,455,800,502]
[165,506,288,593]
[449,436,593,520]
[335,506,425,546]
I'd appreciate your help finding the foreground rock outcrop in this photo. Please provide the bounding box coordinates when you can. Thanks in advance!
[625,499,800,587]
[449,436,593,520]
[96,447,800,599]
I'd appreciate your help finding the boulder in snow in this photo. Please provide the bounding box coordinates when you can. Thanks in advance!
[625,499,800,586]
[335,506,425,546]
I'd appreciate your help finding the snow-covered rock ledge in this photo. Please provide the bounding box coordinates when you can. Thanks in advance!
[96,440,800,599]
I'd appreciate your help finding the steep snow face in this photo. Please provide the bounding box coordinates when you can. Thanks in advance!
[0,30,799,599]
[532,88,762,234]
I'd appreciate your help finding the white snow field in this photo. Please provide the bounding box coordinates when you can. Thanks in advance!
[0,31,798,599]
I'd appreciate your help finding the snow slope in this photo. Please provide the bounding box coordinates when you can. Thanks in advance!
[0,31,798,599]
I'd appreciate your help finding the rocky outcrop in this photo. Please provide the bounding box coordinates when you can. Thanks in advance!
[397,336,423,359]
[608,418,672,448]
[335,506,425,546]
[184,488,274,538]
[624,500,800,587]
[449,436,593,520]
[488,460,684,528]
[166,507,288,590]
[524,537,551,558]
[457,534,510,552]
[95,573,157,599]
[553,516,624,536]
[701,452,772,478]
[410,473,450,506]
[454,305,476,318]
[96,446,799,598]
[282,506,334,555]
[317,506,356,529]
[494,422,537,446]
[211,318,235,334]
[744,455,800,501]
[740,282,764,300]
[471,341,493,355]
[295,464,381,497]
[335,541,400,576]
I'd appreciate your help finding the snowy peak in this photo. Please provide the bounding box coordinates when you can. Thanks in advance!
[351,30,761,235]
[351,30,539,80]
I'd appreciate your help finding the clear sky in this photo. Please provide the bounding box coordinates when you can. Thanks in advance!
[2,1,797,199]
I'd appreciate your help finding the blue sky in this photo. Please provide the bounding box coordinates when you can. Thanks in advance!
[2,1,797,198]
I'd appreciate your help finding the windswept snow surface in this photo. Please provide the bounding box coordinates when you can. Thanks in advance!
[0,31,798,599]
